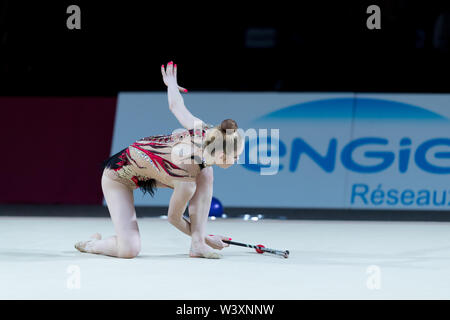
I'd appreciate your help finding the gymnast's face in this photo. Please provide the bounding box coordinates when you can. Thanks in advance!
[215,151,240,169]
[204,128,244,168]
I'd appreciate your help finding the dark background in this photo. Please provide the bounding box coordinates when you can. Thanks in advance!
[1,0,449,95]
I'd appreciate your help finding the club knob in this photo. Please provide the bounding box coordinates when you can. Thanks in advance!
[255,244,265,254]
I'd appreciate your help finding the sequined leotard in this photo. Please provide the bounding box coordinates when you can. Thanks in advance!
[103,127,208,190]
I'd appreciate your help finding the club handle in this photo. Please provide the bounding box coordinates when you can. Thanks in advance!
[223,240,289,258]
[223,240,252,248]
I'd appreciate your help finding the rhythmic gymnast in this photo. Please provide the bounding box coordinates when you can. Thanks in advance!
[75,61,244,259]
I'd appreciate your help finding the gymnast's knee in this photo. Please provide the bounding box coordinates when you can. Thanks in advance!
[198,166,214,185]
[167,214,179,226]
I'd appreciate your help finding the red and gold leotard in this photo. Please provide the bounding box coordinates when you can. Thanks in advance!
[103,127,208,192]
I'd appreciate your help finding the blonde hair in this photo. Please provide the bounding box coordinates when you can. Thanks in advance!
[204,119,243,160]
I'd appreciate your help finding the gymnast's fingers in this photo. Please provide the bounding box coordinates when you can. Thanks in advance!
[166,61,174,76]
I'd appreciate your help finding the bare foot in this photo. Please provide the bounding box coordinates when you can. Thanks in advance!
[75,233,102,253]
[190,240,222,259]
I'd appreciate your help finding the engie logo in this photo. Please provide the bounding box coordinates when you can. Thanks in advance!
[241,97,450,175]
[242,136,450,174]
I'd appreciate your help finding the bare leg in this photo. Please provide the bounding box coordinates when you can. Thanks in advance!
[167,173,220,259]
[75,173,141,258]
[167,181,195,236]
[188,167,218,258]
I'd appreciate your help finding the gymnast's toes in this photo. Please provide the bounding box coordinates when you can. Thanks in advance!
[75,233,101,253]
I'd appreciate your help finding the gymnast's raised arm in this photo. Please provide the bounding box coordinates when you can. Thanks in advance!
[161,61,204,130]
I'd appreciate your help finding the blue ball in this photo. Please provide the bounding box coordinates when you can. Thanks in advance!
[209,197,223,217]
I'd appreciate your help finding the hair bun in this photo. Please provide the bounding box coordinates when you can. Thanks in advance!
[220,119,238,134]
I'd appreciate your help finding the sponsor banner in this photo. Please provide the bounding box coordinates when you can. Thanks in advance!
[348,94,450,210]
[113,92,450,210]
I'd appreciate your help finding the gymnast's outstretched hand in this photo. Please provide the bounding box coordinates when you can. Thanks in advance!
[161,61,188,93]
[206,234,231,250]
